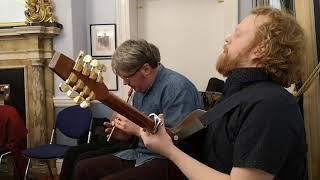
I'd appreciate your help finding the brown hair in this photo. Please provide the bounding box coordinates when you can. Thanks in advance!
[252,7,306,87]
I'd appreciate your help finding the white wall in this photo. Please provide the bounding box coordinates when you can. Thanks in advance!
[53,0,116,98]
[86,0,116,54]
[133,0,237,91]
[239,0,253,22]
[0,0,25,23]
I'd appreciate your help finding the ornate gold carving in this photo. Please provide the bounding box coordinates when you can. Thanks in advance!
[25,0,56,23]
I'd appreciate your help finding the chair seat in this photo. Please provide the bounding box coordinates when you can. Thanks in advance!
[0,146,9,154]
[22,144,71,159]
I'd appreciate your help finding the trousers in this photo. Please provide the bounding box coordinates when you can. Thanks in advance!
[59,140,132,180]
[74,154,186,180]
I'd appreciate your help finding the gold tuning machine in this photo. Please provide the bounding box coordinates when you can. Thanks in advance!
[82,55,92,76]
[59,72,77,92]
[80,91,96,108]
[96,63,107,83]
[89,59,99,80]
[73,86,91,104]
[66,79,84,98]
[73,51,85,72]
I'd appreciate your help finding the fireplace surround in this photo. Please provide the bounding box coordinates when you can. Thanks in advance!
[0,25,61,174]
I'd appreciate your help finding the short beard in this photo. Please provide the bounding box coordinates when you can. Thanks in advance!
[216,52,240,77]
[216,43,256,77]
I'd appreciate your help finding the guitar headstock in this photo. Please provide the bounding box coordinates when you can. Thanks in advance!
[49,51,108,108]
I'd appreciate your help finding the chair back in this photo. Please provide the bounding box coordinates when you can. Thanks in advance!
[0,146,9,154]
[56,105,92,139]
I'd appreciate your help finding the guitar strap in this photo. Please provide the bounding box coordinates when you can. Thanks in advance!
[199,83,263,127]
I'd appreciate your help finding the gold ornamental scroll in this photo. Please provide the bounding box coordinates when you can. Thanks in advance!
[25,0,56,23]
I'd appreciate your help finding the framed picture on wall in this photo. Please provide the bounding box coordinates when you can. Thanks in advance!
[98,58,118,91]
[90,24,117,57]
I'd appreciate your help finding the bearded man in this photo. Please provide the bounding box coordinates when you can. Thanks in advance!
[141,7,307,180]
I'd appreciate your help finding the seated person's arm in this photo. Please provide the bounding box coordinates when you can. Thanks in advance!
[140,119,274,180]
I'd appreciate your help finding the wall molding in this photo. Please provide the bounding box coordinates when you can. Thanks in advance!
[53,96,100,107]
[115,0,136,98]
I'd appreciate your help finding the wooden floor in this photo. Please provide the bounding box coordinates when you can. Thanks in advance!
[0,174,59,180]
[33,175,59,180]
[1,159,60,180]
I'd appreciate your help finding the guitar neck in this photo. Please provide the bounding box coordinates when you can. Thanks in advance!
[102,92,155,130]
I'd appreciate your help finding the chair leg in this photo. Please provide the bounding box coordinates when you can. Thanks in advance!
[46,161,54,178]
[24,158,31,180]
[0,152,11,164]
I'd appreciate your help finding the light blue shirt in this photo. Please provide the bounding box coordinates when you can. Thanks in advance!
[114,64,203,166]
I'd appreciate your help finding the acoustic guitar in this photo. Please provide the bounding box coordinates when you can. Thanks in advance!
[48,51,218,141]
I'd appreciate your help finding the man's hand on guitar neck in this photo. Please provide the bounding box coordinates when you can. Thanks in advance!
[140,114,174,157]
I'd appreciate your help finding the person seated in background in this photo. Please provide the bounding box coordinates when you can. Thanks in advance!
[0,104,28,180]
[73,39,203,180]
[140,7,307,180]
[206,77,225,92]
[201,77,225,110]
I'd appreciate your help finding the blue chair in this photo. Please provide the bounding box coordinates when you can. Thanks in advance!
[22,105,92,180]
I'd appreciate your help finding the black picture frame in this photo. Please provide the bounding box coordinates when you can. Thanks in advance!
[90,24,117,57]
[97,58,119,91]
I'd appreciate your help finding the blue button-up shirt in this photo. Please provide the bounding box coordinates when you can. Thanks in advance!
[114,64,203,166]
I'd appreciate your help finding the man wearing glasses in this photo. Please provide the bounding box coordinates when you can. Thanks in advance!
[73,39,203,180]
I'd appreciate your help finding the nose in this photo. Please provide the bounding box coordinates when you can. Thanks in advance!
[224,34,231,45]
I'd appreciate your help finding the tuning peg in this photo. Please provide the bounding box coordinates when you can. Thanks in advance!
[82,55,92,76]
[80,91,96,108]
[73,91,85,104]
[89,59,99,80]
[73,51,85,72]
[67,89,79,98]
[82,86,91,97]
[59,82,71,92]
[75,86,91,103]
[96,63,107,83]
[58,72,77,92]
[66,80,84,98]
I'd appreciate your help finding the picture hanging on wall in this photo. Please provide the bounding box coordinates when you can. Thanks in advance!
[90,24,116,57]
[98,58,118,91]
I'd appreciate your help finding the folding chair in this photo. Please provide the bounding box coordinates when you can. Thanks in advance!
[0,146,11,165]
[22,105,92,180]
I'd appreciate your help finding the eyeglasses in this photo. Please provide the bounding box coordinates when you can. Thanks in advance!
[121,65,144,83]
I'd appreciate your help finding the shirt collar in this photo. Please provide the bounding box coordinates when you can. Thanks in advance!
[223,68,271,97]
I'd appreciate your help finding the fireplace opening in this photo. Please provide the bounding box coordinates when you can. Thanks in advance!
[0,68,26,125]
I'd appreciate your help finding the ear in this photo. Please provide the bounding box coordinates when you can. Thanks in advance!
[253,43,266,58]
[247,44,265,66]
[140,63,152,76]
